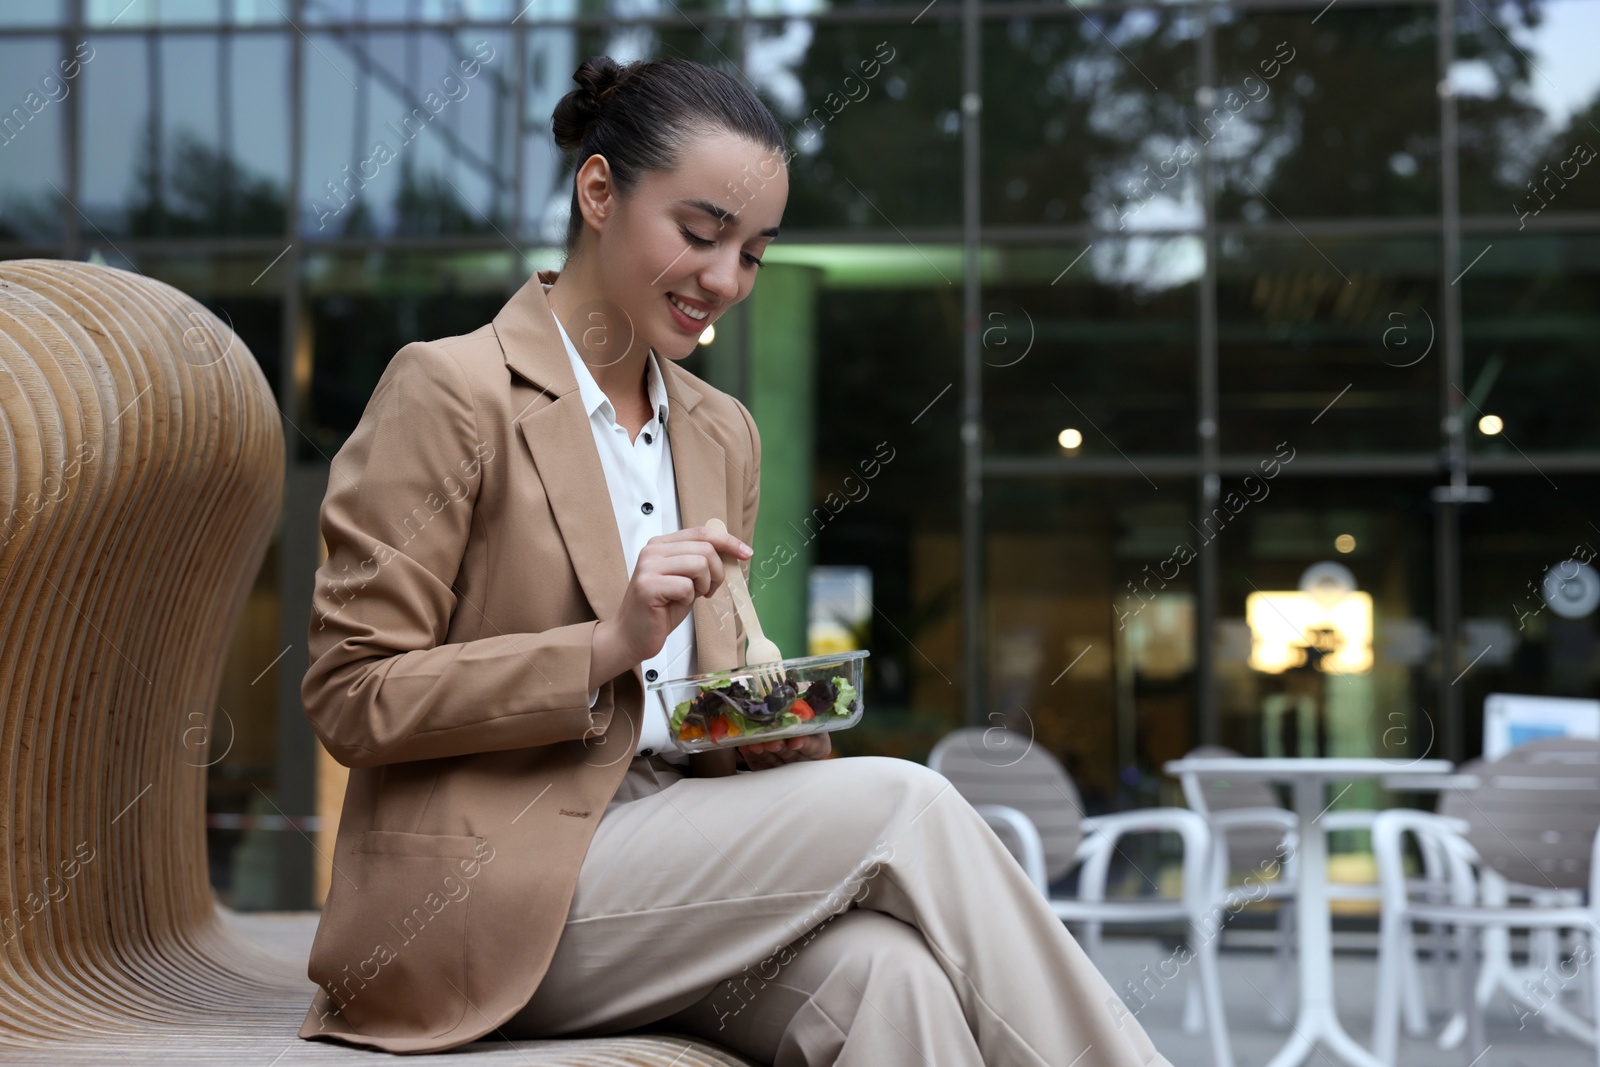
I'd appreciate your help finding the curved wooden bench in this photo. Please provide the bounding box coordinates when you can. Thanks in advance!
[0,260,757,1066]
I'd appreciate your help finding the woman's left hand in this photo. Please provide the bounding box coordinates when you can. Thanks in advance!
[737,731,831,770]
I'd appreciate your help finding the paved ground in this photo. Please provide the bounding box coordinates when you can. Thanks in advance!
[1096,934,1591,1067]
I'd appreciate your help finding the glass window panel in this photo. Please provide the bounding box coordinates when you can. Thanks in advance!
[79,35,147,242]
[984,478,1198,810]
[748,19,962,231]
[227,33,293,230]
[87,0,226,25]
[1214,476,1435,814]
[522,22,958,236]
[1457,0,1600,217]
[983,239,1200,458]
[1215,6,1439,219]
[522,27,579,242]
[812,284,964,756]
[80,33,290,239]
[300,30,515,238]
[305,251,518,456]
[1459,475,1600,757]
[1461,233,1600,454]
[154,0,223,23]
[1218,236,1439,455]
[0,38,70,243]
[228,0,290,23]
[155,34,226,229]
[86,0,286,25]
[1,2,65,27]
[983,8,1202,229]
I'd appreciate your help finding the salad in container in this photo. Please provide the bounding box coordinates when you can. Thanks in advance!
[648,649,868,752]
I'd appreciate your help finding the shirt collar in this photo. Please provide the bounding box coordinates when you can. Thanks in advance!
[548,302,669,430]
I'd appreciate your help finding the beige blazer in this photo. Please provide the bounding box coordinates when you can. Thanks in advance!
[297,269,759,1052]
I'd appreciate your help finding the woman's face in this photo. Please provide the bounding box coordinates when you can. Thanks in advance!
[583,130,788,362]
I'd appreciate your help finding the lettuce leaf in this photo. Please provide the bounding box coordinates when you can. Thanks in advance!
[830,676,857,717]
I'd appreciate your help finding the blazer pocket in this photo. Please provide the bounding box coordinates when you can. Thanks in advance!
[308,831,483,1039]
[358,829,486,859]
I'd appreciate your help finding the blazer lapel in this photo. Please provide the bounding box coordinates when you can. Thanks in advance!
[494,270,738,679]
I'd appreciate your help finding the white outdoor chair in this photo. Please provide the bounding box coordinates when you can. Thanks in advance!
[1424,758,1589,1051]
[1176,745,1441,1036]
[1371,737,1600,1066]
[928,727,1234,1067]
[1176,745,1298,1026]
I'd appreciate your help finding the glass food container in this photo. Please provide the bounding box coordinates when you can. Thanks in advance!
[648,650,869,752]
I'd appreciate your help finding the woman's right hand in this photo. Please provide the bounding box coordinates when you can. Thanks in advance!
[589,526,752,689]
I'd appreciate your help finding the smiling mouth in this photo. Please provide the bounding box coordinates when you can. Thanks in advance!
[667,292,711,322]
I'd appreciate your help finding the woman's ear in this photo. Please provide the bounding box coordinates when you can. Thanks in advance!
[574,153,615,235]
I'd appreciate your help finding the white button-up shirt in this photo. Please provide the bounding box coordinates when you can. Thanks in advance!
[549,301,695,766]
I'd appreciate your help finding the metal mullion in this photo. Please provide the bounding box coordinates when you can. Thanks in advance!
[281,0,305,486]
[510,22,527,261]
[961,0,983,729]
[1436,0,1464,762]
[1461,212,1600,234]
[62,0,83,258]
[1196,0,1220,747]
[147,25,162,241]
[983,454,1600,478]
[272,0,314,911]
[979,454,1600,476]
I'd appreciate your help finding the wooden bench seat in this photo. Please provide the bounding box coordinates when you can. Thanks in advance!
[0,260,757,1067]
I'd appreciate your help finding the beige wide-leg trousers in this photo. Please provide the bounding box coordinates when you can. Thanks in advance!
[504,752,1173,1067]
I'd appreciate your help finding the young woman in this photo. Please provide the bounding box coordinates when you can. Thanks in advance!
[297,55,1173,1067]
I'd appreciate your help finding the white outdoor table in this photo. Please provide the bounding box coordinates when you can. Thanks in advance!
[1164,757,1455,1067]
[1379,772,1480,792]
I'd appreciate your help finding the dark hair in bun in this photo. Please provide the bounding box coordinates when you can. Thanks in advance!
[551,56,786,258]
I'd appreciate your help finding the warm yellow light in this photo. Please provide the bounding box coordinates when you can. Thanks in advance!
[1335,534,1356,554]
[698,323,716,345]
[1058,428,1084,449]
[1478,414,1503,435]
[1246,590,1373,674]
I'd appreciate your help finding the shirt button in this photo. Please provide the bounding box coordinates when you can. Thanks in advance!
[641,501,654,514]
[640,747,654,758]
[643,432,652,444]
[645,669,658,682]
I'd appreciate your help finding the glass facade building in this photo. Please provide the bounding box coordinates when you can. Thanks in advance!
[3,0,1597,908]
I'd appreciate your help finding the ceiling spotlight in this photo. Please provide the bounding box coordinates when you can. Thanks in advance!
[698,323,716,345]
[1478,414,1503,435]
[1058,427,1084,449]
[1335,534,1357,554]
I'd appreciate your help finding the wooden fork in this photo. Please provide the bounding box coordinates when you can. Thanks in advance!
[706,517,785,694]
